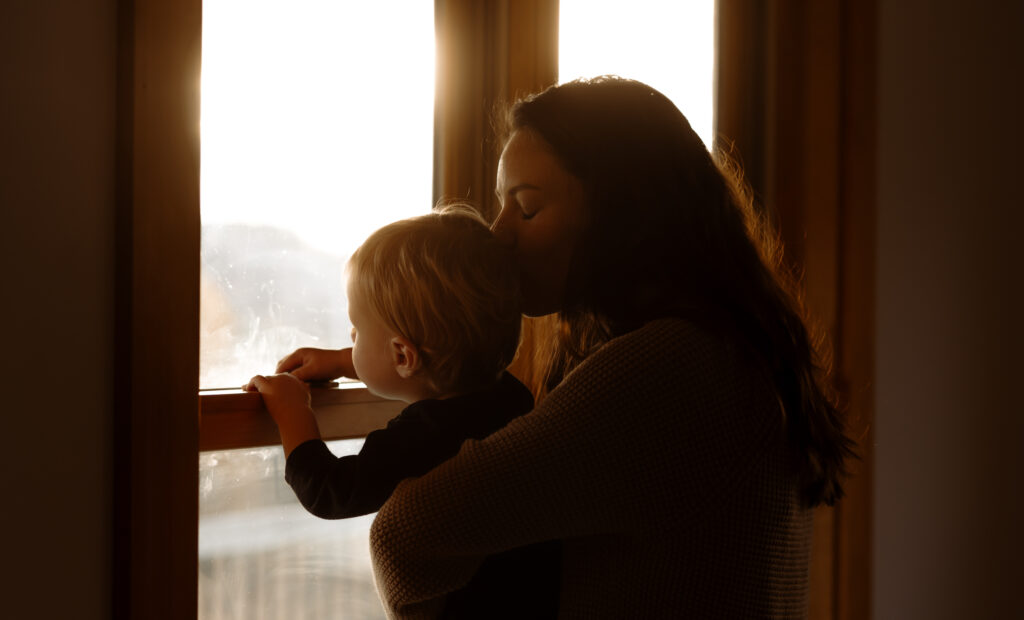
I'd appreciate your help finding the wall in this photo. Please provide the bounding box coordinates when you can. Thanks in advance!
[0,1,116,618]
[875,2,1024,618]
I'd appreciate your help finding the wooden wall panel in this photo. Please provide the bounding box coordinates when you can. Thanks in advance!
[113,0,201,618]
[835,2,876,618]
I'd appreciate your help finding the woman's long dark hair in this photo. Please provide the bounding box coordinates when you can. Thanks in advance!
[504,76,855,507]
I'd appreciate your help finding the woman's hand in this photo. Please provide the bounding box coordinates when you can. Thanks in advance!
[245,373,321,457]
[275,347,357,382]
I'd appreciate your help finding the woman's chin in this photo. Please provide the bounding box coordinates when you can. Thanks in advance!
[520,300,561,318]
[519,285,563,318]
[523,310,556,319]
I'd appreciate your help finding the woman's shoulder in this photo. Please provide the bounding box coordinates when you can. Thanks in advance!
[611,316,725,348]
[579,316,740,377]
[626,316,711,343]
[535,316,787,506]
[551,316,776,427]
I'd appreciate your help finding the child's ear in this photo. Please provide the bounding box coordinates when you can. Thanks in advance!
[390,336,422,378]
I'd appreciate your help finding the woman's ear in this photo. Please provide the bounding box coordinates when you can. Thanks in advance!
[390,336,422,378]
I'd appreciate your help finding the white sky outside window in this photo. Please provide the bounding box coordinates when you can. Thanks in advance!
[200,0,434,390]
[559,0,716,150]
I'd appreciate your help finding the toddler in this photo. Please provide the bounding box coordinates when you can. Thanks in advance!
[247,206,559,615]
[246,204,531,518]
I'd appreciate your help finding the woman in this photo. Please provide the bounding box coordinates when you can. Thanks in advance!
[366,77,856,618]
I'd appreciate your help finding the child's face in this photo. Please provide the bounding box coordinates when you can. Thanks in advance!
[347,277,407,401]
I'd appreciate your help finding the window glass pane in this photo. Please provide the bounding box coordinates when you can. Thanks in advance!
[199,1,432,618]
[200,0,434,389]
[559,0,716,149]
[199,439,384,619]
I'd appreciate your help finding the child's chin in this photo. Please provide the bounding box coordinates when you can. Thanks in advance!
[363,384,404,403]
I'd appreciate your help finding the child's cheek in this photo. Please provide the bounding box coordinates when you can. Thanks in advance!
[350,346,365,384]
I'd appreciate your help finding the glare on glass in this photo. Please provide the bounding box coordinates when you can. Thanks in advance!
[199,440,383,619]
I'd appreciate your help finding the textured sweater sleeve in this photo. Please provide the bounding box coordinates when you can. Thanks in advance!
[370,319,781,618]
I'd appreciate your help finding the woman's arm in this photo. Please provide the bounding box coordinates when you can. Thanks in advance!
[369,321,699,617]
[370,319,781,618]
[371,394,631,617]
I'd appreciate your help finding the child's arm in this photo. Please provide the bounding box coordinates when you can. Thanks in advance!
[244,373,321,457]
[245,371,432,519]
[275,347,358,382]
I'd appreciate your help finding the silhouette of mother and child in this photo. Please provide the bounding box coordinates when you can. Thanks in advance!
[245,76,856,618]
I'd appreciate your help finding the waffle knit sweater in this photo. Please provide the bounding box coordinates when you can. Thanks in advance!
[371,318,813,619]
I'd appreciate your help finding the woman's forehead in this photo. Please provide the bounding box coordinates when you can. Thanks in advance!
[497,129,565,189]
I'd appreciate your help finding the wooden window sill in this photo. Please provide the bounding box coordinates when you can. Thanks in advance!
[199,384,404,452]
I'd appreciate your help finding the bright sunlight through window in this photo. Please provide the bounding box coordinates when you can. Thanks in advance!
[200,0,434,390]
[559,0,716,149]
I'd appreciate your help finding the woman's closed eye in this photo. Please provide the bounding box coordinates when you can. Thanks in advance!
[501,185,543,221]
[516,198,541,220]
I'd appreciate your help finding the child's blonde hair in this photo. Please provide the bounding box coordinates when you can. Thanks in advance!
[347,205,522,395]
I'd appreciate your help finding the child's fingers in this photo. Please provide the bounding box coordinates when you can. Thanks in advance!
[244,375,267,392]
[275,350,304,373]
[288,365,315,381]
[281,372,312,393]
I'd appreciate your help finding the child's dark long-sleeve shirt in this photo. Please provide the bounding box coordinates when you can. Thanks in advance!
[284,371,534,518]
[285,372,559,617]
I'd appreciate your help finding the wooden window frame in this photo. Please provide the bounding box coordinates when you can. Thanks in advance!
[199,387,401,452]
[114,1,201,617]
[116,2,872,619]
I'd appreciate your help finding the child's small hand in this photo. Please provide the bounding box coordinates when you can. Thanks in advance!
[245,373,321,456]
[245,372,311,416]
[276,347,357,382]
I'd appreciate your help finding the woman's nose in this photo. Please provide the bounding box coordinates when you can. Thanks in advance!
[490,207,515,248]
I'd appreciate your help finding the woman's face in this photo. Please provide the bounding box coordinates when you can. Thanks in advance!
[492,129,587,317]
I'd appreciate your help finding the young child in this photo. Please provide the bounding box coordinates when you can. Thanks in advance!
[245,204,532,519]
[247,205,559,615]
